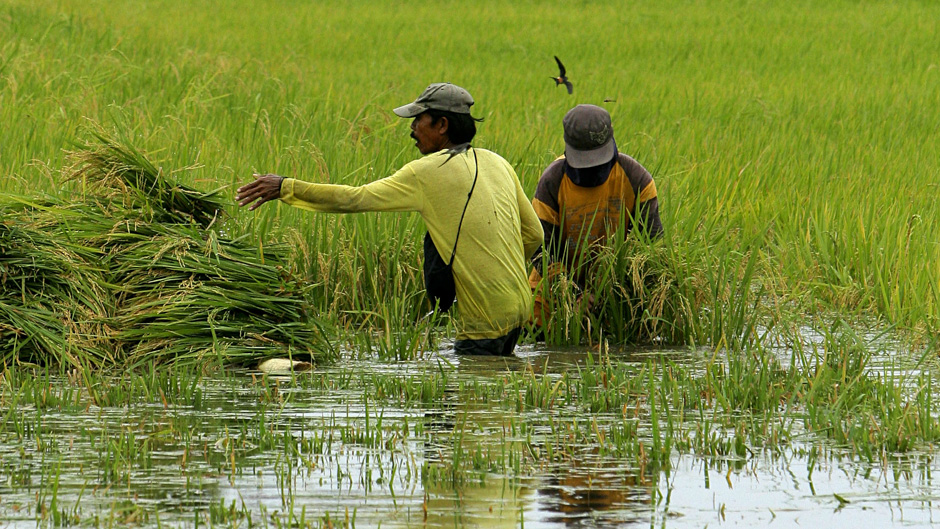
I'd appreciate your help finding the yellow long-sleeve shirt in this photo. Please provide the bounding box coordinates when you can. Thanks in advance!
[280,148,543,340]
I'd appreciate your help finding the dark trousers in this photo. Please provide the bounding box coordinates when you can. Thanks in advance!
[454,327,522,356]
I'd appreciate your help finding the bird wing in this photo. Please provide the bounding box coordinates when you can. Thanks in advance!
[554,55,566,78]
[438,143,472,167]
[564,81,573,94]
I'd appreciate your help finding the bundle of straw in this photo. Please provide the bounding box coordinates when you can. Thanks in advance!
[0,129,333,370]
[0,220,115,368]
[104,224,328,369]
[67,131,227,227]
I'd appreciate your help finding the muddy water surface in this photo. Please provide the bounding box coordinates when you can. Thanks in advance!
[0,344,938,528]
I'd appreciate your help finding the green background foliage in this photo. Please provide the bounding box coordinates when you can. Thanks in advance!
[2,0,939,342]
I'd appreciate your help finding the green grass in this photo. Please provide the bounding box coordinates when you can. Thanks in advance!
[1,132,333,369]
[5,0,938,351]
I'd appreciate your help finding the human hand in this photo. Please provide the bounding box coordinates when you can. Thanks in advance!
[236,174,284,210]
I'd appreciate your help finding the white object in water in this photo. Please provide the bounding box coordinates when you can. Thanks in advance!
[257,358,313,375]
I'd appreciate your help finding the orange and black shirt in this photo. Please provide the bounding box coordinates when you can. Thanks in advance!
[531,152,662,275]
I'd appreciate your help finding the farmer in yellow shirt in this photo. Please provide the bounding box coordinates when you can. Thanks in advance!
[237,83,542,355]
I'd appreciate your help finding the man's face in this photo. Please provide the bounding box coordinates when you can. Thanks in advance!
[410,113,448,155]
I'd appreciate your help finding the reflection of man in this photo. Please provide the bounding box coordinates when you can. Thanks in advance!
[236,83,542,356]
[537,467,651,526]
[529,104,663,328]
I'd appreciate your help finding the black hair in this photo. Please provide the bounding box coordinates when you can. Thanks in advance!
[425,109,484,145]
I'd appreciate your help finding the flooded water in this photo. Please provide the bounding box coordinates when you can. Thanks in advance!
[1,342,938,528]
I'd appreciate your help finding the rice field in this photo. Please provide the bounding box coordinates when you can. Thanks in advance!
[2,0,940,526]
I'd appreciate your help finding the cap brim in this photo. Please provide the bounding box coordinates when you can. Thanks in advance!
[393,102,428,118]
[564,138,615,168]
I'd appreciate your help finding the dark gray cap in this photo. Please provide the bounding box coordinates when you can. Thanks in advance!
[563,104,615,168]
[393,83,474,118]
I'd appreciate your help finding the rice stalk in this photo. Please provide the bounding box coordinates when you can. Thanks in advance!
[0,130,335,370]
[65,127,227,227]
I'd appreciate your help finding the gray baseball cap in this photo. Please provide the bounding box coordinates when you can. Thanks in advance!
[393,83,474,118]
[563,104,616,168]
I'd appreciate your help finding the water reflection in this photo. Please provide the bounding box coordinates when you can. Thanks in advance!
[1,344,939,528]
[421,477,526,529]
[534,465,652,527]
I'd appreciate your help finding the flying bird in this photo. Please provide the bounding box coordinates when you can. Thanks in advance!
[551,55,573,94]
[438,142,471,167]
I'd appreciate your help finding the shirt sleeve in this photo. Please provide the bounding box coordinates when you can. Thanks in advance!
[619,154,664,239]
[637,183,664,239]
[279,164,424,214]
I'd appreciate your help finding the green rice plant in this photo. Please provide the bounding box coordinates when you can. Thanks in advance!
[0,367,86,411]
[0,219,115,369]
[1,130,336,370]
[571,352,645,414]
[344,290,435,362]
[363,370,446,404]
[590,239,695,346]
[790,321,940,455]
[286,212,429,331]
[4,5,940,521]
[208,498,251,527]
[102,224,332,368]
[530,209,777,350]
[3,0,940,347]
[66,126,227,227]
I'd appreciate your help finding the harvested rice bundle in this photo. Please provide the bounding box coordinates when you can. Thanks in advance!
[106,225,329,368]
[0,221,116,368]
[0,129,334,370]
[66,130,226,227]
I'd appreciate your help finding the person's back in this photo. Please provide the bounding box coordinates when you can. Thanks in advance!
[373,147,540,342]
[238,82,542,356]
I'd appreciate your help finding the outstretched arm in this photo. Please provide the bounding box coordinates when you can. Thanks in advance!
[236,165,424,214]
[236,174,284,211]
